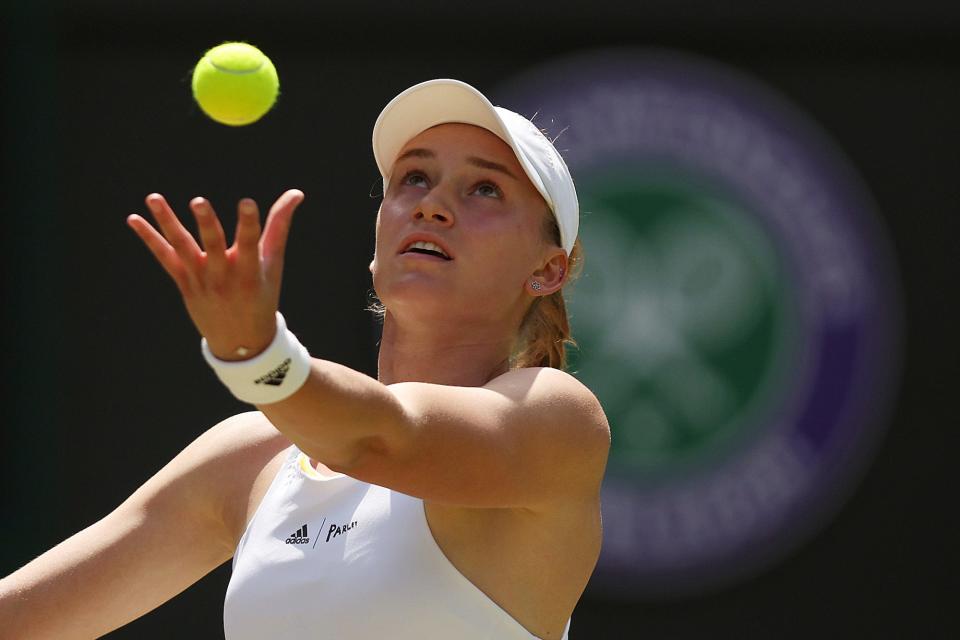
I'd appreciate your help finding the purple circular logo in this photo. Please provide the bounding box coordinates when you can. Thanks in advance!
[498,50,903,595]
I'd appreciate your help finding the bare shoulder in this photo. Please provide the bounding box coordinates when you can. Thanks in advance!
[487,366,611,496]
[194,410,290,471]
[177,411,289,487]
[488,367,610,442]
[144,411,292,550]
[198,412,293,544]
[488,366,605,412]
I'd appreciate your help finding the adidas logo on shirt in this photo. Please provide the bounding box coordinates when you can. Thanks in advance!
[285,524,310,545]
[282,518,360,547]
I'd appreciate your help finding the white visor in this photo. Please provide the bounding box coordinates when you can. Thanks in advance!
[372,79,579,255]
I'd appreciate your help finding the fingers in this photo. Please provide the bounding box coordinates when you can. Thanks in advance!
[189,197,228,281]
[145,194,203,262]
[262,189,305,282]
[234,198,263,281]
[126,214,192,294]
[130,190,301,298]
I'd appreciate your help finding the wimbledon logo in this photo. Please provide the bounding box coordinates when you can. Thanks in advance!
[499,51,903,595]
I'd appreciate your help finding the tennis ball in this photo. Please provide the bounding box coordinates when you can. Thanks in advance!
[191,42,279,126]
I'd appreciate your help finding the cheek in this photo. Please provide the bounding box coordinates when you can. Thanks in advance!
[374,201,403,244]
[377,196,414,231]
[471,227,538,288]
[481,213,536,258]
[369,211,388,274]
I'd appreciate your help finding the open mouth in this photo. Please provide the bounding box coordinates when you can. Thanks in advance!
[400,240,452,260]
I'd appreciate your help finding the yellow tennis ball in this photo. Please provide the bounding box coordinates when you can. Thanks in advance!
[191,42,279,126]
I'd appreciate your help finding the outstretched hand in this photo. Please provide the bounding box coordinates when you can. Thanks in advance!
[127,189,305,361]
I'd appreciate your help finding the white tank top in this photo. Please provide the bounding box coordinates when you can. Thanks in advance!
[224,445,571,639]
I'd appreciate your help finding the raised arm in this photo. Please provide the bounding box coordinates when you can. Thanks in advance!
[126,192,609,509]
[261,363,609,508]
[0,412,285,639]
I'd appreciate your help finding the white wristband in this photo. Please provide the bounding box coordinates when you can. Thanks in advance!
[201,312,311,405]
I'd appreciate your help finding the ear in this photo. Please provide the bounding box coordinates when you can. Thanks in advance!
[527,247,567,296]
[370,205,383,275]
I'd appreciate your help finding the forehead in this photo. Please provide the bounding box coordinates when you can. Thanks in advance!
[398,123,522,168]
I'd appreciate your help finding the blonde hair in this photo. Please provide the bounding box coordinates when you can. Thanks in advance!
[508,211,583,371]
[366,209,584,372]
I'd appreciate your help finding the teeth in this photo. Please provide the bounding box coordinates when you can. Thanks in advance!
[405,240,449,258]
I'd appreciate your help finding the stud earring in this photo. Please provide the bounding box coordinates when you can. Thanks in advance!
[531,281,542,291]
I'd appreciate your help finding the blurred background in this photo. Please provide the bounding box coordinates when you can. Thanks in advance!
[2,1,957,638]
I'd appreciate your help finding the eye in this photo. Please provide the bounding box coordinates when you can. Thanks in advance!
[401,170,429,188]
[472,181,502,199]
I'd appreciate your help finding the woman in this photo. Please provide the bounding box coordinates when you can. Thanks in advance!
[0,79,609,639]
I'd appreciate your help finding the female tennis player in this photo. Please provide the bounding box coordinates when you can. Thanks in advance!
[0,79,609,639]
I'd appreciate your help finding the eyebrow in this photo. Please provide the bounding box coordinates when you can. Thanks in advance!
[467,156,519,181]
[395,148,520,181]
[396,148,434,162]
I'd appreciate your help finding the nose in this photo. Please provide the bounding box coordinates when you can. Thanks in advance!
[413,189,454,226]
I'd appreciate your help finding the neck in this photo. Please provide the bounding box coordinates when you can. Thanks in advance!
[376,309,515,387]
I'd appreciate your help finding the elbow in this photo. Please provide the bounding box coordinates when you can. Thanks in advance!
[292,387,411,479]
[321,434,392,476]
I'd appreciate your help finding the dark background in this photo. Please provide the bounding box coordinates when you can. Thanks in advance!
[2,1,957,638]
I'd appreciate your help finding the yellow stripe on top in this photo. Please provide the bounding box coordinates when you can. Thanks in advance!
[297,452,328,480]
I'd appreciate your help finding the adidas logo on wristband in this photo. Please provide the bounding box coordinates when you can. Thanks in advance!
[201,312,311,405]
[255,358,292,386]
